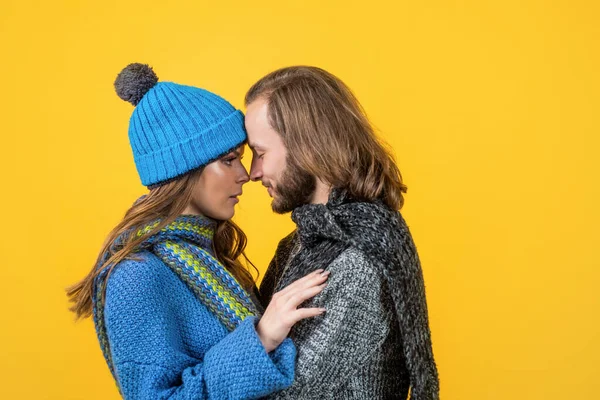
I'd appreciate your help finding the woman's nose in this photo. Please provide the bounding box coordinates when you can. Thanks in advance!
[237,167,250,184]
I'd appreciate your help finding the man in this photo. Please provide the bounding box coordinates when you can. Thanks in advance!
[245,66,439,399]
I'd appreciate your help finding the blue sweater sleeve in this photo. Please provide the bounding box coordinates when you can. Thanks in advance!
[104,256,296,399]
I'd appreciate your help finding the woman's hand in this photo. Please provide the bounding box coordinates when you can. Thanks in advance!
[257,269,329,352]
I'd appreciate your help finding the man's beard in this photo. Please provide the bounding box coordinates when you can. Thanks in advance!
[271,160,316,214]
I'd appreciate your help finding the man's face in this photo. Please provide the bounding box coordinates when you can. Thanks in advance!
[245,97,315,213]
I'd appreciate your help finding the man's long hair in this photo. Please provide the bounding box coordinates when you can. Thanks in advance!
[245,66,407,210]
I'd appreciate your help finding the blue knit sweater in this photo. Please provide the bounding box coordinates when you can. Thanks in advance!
[103,250,296,399]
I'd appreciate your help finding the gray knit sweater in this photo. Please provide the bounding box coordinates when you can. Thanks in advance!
[259,190,439,399]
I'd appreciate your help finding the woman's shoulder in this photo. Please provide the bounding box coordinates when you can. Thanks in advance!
[106,250,180,298]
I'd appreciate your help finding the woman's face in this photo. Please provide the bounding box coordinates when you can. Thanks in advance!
[184,146,249,220]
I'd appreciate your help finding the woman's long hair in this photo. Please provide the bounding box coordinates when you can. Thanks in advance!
[67,167,257,320]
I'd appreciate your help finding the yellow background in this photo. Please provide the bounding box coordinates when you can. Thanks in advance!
[1,0,598,399]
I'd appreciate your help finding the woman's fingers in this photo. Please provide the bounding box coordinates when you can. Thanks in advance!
[258,271,330,352]
[284,283,327,309]
[277,269,328,297]
[278,274,329,305]
[291,307,327,323]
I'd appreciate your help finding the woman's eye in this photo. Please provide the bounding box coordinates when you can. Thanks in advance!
[222,157,235,166]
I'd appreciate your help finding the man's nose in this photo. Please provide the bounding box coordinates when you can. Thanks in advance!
[249,158,262,182]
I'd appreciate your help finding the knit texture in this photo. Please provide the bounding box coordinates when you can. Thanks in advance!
[115,63,247,187]
[259,189,440,399]
[93,214,295,399]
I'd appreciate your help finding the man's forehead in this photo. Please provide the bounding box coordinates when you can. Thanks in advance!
[248,141,265,150]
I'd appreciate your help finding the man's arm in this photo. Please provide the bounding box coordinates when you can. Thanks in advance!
[394,228,440,400]
[266,248,390,399]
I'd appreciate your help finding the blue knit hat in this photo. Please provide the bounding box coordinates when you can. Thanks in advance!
[114,63,247,187]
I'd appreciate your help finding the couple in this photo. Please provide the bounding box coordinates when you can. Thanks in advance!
[68,63,440,399]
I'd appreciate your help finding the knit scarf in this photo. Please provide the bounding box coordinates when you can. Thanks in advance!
[263,189,440,400]
[92,214,258,384]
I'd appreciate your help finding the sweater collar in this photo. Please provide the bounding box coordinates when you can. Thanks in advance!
[291,188,348,246]
[151,214,217,252]
[291,188,403,256]
[113,213,218,256]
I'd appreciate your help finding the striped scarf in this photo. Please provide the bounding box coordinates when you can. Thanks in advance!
[92,214,258,384]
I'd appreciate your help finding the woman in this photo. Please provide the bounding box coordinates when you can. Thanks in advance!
[67,63,328,399]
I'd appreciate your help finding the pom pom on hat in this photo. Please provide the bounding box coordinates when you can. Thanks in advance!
[114,63,158,106]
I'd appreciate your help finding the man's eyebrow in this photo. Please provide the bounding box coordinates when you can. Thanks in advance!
[249,143,264,151]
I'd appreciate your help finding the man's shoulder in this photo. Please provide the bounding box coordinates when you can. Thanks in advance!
[258,230,299,304]
[272,230,300,264]
[327,247,379,277]
[275,230,297,251]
